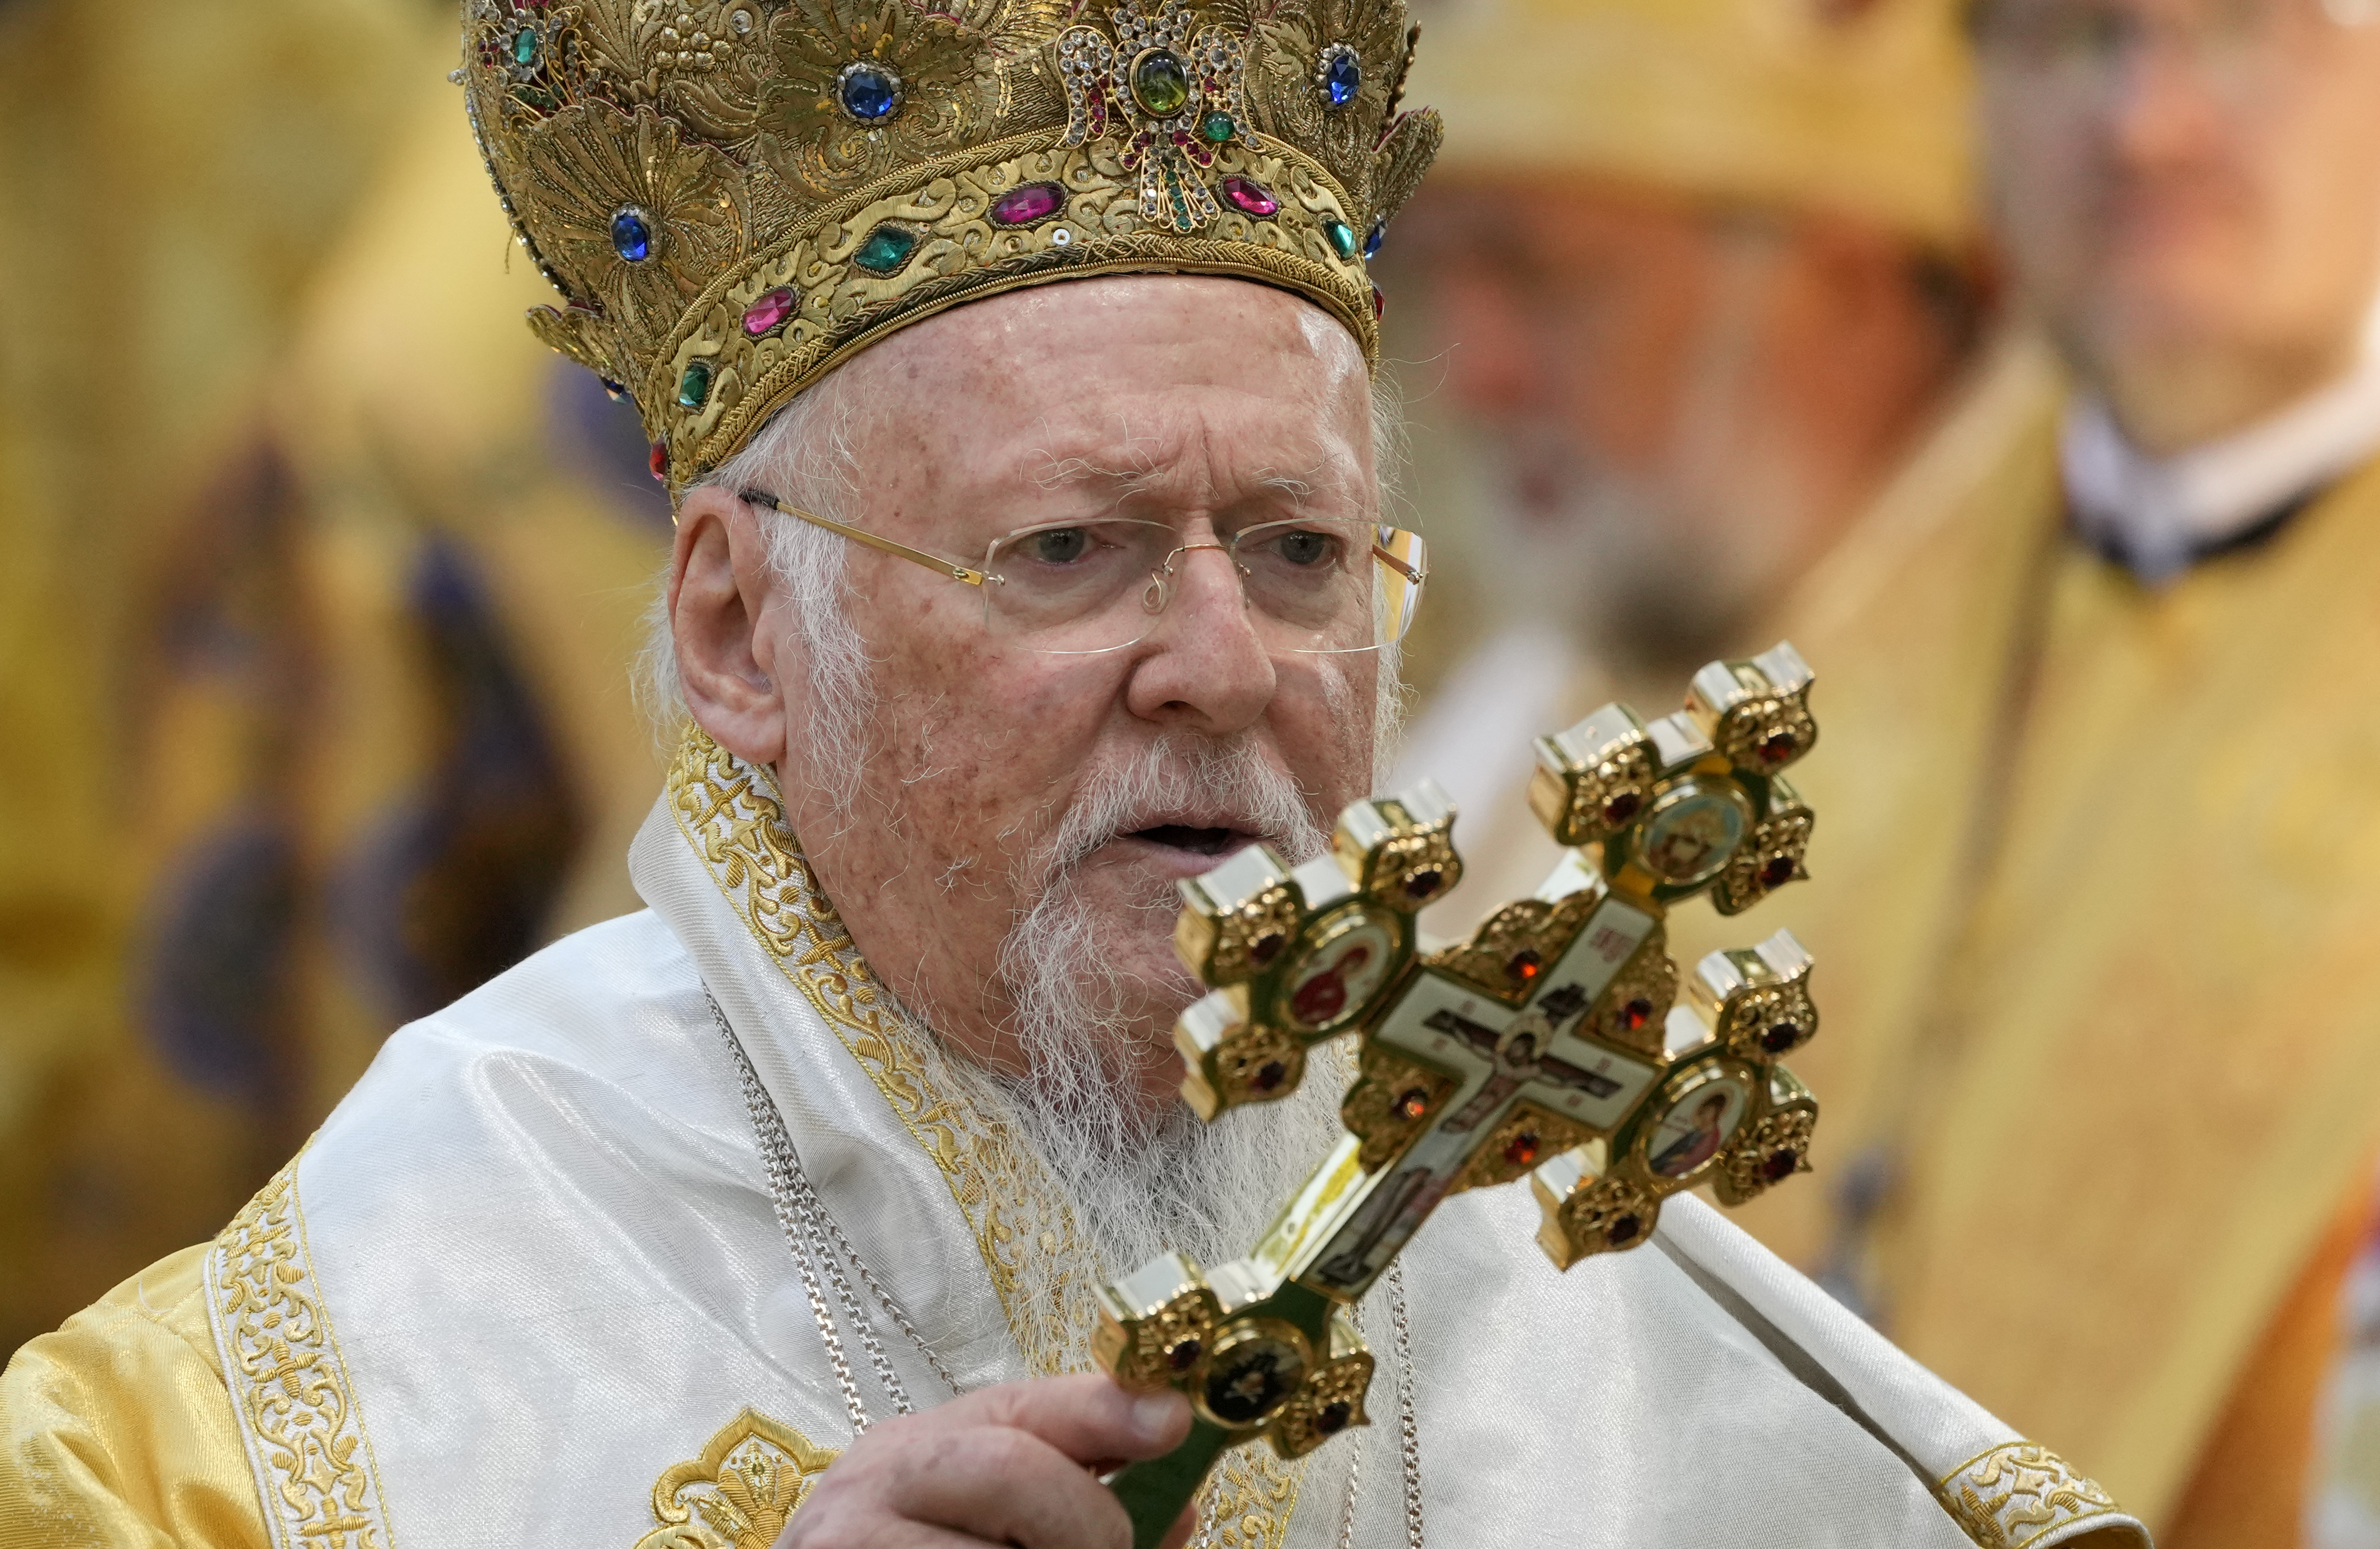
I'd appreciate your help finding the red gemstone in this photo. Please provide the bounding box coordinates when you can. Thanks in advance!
[1316,1401,1352,1434]
[1394,1087,1429,1120]
[1602,792,1641,825]
[1168,1337,1203,1370]
[1622,997,1653,1031]
[1760,1021,1801,1053]
[990,181,1065,226]
[1253,1060,1288,1091]
[1171,129,1190,145]
[1403,867,1442,900]
[1370,284,1385,320]
[1504,1132,1541,1167]
[1251,931,1286,966]
[648,441,668,481]
[1762,1148,1799,1182]
[1607,1213,1641,1245]
[742,286,795,336]
[1507,949,1541,983]
[1760,732,1799,764]
[1760,856,1796,889]
[1221,176,1278,217]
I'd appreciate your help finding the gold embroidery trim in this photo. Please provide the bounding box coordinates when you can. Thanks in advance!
[631,1408,839,1549]
[1936,1442,2125,1549]
[204,1148,398,1549]
[666,727,1306,1547]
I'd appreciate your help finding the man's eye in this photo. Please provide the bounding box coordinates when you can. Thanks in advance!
[1271,529,1337,567]
[1029,528,1091,563]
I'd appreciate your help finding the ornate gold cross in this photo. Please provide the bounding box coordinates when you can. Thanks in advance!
[1099,643,1824,1545]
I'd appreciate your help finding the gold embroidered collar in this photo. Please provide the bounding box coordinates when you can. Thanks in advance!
[662,725,1310,1545]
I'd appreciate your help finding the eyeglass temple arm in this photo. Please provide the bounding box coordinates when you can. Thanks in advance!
[1371,541,1425,587]
[741,490,990,587]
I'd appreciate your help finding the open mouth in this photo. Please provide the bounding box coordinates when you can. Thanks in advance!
[1131,824,1246,857]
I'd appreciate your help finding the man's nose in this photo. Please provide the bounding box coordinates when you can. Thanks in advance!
[2103,21,2234,162]
[1122,543,1276,735]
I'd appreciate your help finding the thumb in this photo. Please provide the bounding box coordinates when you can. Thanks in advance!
[959,1373,1193,1466]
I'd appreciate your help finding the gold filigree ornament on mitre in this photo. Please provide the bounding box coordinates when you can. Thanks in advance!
[459,0,1443,496]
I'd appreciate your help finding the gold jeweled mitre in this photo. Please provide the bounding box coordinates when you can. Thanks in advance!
[458,0,1444,492]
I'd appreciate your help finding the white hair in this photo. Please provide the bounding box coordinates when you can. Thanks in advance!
[638,367,878,822]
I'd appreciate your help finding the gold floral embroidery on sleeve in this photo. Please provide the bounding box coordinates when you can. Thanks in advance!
[631,1408,839,1549]
[203,1150,397,1549]
[1937,1442,2128,1548]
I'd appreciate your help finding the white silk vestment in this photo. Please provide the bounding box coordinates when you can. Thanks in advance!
[176,733,2143,1549]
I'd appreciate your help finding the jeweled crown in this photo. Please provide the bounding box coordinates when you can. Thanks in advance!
[459,0,1443,492]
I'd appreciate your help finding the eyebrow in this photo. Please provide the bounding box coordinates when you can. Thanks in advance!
[1023,451,1351,521]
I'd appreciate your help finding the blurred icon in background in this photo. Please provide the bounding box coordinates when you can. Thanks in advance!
[0,0,673,1353]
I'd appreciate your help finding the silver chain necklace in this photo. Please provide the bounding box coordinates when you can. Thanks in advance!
[708,990,1425,1547]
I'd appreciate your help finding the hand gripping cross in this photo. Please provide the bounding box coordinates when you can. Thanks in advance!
[1098,644,1826,1546]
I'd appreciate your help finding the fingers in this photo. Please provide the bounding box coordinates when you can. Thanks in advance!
[887,1422,1133,1547]
[952,1373,1192,1464]
[867,1527,1003,1549]
[778,1377,1197,1549]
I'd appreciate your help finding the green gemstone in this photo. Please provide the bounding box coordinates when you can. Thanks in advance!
[1199,110,1233,143]
[511,24,539,65]
[1324,218,1357,260]
[852,222,920,275]
[1130,48,1191,117]
[676,358,713,410]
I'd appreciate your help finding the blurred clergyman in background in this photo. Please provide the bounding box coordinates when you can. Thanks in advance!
[1376,0,1993,910]
[1701,0,2380,1537]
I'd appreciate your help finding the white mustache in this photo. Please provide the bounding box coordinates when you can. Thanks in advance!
[1038,734,1331,886]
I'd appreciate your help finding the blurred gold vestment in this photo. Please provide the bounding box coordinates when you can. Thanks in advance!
[1668,334,2380,1525]
[0,1250,261,1546]
[0,2,673,1349]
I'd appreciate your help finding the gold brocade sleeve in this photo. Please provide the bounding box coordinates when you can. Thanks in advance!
[0,1245,267,1549]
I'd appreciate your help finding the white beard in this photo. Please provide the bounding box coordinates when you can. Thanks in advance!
[936,1029,1353,1370]
[934,733,1351,1365]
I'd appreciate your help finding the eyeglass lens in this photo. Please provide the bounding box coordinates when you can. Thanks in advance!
[980,518,1426,656]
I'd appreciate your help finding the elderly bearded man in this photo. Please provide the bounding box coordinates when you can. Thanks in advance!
[0,1,2149,1545]
[1366,0,1992,921]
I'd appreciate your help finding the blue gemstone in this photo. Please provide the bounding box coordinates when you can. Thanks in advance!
[1363,218,1386,259]
[839,62,901,122]
[610,208,652,263]
[1323,47,1361,109]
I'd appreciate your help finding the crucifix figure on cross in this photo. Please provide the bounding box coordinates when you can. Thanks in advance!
[1095,642,1827,1546]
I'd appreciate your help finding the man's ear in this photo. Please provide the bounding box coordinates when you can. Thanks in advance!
[670,484,788,766]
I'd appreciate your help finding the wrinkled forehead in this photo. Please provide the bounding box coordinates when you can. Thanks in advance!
[829,275,1377,507]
